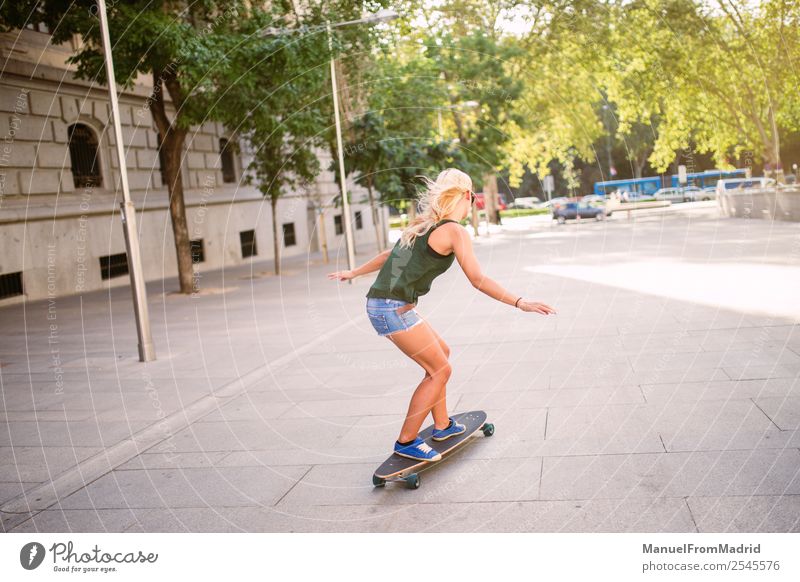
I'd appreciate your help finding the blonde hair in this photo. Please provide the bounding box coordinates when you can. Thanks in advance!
[399,168,472,249]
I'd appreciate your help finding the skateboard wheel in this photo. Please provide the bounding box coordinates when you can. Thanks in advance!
[482,423,495,437]
[372,475,386,487]
[405,473,420,489]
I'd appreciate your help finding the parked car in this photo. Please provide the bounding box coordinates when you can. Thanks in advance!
[654,186,704,203]
[716,177,776,197]
[474,192,508,211]
[539,197,569,209]
[508,196,541,209]
[617,190,650,202]
[581,194,606,205]
[701,186,717,199]
[579,194,614,216]
[552,201,606,224]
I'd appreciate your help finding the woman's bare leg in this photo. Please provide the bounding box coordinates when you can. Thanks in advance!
[424,321,451,428]
[386,319,452,442]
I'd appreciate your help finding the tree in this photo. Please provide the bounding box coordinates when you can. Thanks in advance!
[337,112,391,251]
[423,29,524,222]
[374,139,469,221]
[1,1,306,292]
[644,0,800,180]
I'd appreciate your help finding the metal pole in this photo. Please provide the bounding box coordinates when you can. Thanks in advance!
[328,22,356,283]
[97,0,156,361]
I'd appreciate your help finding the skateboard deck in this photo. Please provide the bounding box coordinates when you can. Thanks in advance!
[372,410,494,489]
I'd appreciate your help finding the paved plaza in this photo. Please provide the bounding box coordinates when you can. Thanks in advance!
[2,202,799,532]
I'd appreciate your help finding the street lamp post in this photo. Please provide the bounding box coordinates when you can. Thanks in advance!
[327,21,355,282]
[97,0,155,362]
[262,9,398,284]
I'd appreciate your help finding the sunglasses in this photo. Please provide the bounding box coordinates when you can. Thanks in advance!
[467,190,475,204]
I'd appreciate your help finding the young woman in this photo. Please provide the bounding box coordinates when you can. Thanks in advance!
[328,168,556,461]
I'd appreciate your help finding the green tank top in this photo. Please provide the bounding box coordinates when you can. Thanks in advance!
[366,219,459,304]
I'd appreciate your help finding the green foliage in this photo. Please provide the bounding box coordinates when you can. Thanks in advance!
[506,0,800,180]
[423,29,525,178]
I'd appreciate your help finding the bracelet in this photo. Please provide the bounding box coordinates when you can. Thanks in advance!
[514,296,522,308]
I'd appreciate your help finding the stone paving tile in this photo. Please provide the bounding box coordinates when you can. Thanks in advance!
[630,367,734,385]
[457,384,645,410]
[115,451,232,471]
[649,400,791,451]
[0,445,102,483]
[277,397,418,419]
[0,480,40,506]
[630,348,800,373]
[723,364,799,381]
[687,495,800,533]
[149,416,360,453]
[457,497,697,533]
[539,449,800,500]
[752,396,800,430]
[690,325,799,343]
[275,454,543,506]
[56,465,310,510]
[0,419,152,448]
[217,446,387,468]
[93,497,698,532]
[8,509,139,533]
[196,398,296,422]
[0,409,97,422]
[642,378,800,403]
[549,368,641,390]
[544,404,663,453]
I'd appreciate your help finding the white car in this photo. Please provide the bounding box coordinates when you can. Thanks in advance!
[716,177,775,197]
[508,196,542,209]
[654,186,704,203]
[539,197,570,209]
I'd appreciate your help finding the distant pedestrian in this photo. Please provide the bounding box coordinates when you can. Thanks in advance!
[328,168,556,462]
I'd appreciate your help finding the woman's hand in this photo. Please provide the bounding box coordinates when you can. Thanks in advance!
[517,299,557,315]
[327,269,356,281]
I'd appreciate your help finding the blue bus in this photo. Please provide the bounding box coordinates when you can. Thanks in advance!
[593,176,662,197]
[669,169,745,189]
[593,169,747,197]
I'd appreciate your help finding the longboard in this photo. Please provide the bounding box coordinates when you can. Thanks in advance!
[372,410,494,489]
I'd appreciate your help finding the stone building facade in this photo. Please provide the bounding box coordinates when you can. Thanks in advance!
[0,27,387,304]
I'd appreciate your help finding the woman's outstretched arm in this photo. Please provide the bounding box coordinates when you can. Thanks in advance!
[327,248,391,281]
[451,226,556,315]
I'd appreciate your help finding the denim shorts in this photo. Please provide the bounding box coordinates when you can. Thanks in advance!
[366,297,424,337]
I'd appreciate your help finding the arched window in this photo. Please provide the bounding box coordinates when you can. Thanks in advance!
[67,124,102,188]
[219,138,236,183]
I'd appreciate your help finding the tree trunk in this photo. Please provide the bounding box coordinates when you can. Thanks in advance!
[150,70,193,294]
[366,181,384,252]
[767,105,784,183]
[318,204,329,264]
[271,195,281,276]
[162,134,193,294]
[483,172,499,227]
[633,149,649,180]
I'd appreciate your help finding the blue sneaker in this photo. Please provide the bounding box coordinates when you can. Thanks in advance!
[432,417,466,441]
[394,437,442,461]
